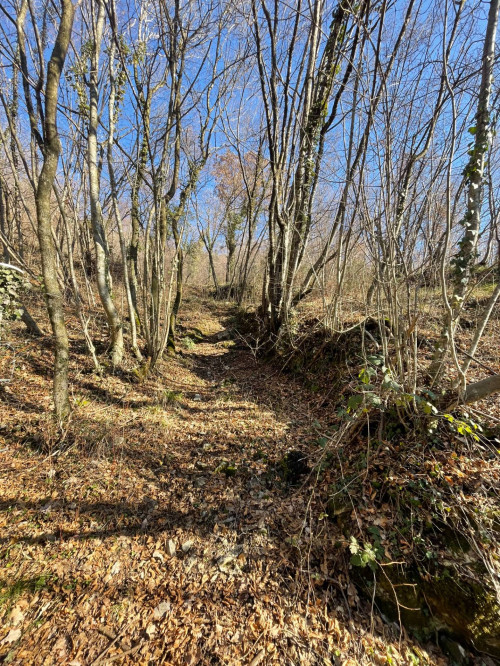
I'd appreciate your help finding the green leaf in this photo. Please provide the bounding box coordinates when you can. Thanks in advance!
[366,393,382,406]
[347,394,363,411]
[366,354,383,366]
[359,367,376,384]
[350,553,363,567]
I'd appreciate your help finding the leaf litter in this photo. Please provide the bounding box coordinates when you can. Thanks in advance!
[0,295,481,665]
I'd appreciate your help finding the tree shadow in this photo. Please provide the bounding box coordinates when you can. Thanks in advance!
[0,388,44,414]
[0,496,223,546]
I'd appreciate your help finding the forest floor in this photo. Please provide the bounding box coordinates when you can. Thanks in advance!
[0,293,495,665]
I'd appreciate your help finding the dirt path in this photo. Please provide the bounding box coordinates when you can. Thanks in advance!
[0,297,446,665]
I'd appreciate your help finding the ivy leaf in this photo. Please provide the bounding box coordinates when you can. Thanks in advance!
[347,394,363,411]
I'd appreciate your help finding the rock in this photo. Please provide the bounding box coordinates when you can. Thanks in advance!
[9,607,24,626]
[145,623,157,638]
[326,497,351,523]
[439,634,468,665]
[217,546,244,573]
[54,635,69,656]
[166,540,176,557]
[215,461,237,477]
[181,540,194,553]
[185,555,197,572]
[216,329,231,341]
[193,394,202,401]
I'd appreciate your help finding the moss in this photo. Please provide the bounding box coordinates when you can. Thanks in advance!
[353,560,500,657]
[0,575,52,607]
[215,461,237,477]
[278,450,310,485]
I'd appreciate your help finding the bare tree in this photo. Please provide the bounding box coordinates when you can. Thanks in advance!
[430,0,500,399]
[86,0,123,365]
[30,0,76,418]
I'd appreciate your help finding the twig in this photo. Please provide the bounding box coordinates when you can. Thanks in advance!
[248,648,266,666]
[91,625,129,665]
[456,345,497,375]
[468,406,500,424]
[102,643,141,664]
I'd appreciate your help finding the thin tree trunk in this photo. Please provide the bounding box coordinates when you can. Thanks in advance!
[129,102,150,330]
[107,22,142,361]
[0,176,10,262]
[167,216,183,355]
[10,54,23,258]
[430,0,500,382]
[21,306,42,336]
[34,0,75,420]
[207,243,219,292]
[87,0,123,366]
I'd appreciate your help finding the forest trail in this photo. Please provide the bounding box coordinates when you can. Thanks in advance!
[0,297,446,665]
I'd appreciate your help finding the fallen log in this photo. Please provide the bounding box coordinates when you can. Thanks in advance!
[464,374,500,404]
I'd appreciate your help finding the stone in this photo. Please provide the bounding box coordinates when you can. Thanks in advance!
[166,540,176,557]
[181,540,194,553]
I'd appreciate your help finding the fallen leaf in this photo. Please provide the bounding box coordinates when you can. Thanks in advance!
[2,628,21,645]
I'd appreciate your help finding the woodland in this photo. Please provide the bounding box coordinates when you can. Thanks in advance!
[0,0,500,663]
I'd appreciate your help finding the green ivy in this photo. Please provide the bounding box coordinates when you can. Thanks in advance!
[0,266,29,330]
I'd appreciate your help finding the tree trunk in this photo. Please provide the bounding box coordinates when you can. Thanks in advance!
[0,176,10,261]
[464,374,500,404]
[10,55,23,259]
[430,0,500,381]
[87,0,123,366]
[129,100,150,331]
[21,306,42,336]
[34,0,75,420]
[107,23,142,361]
[167,217,183,355]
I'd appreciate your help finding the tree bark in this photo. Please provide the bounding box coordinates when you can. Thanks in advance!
[21,306,42,336]
[167,215,183,355]
[107,20,142,361]
[87,0,123,365]
[34,0,75,420]
[430,0,500,381]
[464,374,500,404]
[0,176,10,261]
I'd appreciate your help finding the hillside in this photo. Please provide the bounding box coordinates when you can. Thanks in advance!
[0,294,498,665]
